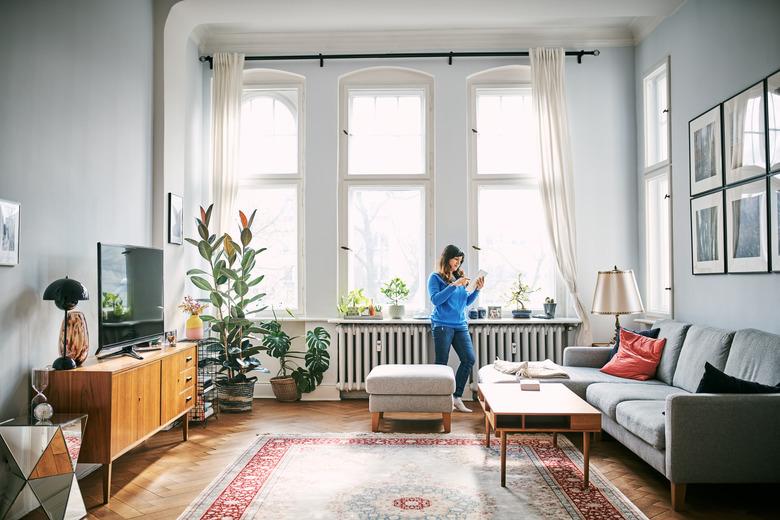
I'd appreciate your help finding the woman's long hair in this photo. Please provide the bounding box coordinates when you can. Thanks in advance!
[437,244,465,283]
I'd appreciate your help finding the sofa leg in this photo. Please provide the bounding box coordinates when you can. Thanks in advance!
[671,482,686,512]
[371,412,381,432]
[442,413,451,433]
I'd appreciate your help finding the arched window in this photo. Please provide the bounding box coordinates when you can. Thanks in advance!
[338,67,433,312]
[236,69,304,312]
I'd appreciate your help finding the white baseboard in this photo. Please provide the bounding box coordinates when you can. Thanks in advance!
[253,383,341,400]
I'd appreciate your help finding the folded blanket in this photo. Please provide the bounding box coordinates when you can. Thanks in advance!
[493,359,570,379]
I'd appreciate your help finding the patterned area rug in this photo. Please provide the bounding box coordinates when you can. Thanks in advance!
[179,433,647,520]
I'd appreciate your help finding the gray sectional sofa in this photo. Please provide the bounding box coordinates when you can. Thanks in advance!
[476,319,780,510]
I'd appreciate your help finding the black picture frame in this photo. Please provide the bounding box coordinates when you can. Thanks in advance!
[690,190,726,275]
[724,178,768,273]
[723,80,767,186]
[168,192,183,245]
[0,198,20,266]
[689,105,724,196]
[768,69,780,174]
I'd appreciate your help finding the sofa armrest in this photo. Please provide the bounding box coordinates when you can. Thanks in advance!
[665,393,780,483]
[562,346,611,368]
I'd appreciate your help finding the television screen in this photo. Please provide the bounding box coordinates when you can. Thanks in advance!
[97,243,164,355]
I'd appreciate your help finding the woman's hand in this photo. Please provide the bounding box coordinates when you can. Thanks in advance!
[452,277,469,287]
[475,276,485,290]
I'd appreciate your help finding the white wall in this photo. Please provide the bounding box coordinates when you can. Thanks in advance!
[231,48,636,342]
[636,0,780,333]
[0,0,154,418]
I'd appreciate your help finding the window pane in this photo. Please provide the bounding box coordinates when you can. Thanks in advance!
[645,173,671,315]
[240,89,298,176]
[347,187,426,310]
[348,91,425,175]
[235,185,299,310]
[476,88,535,175]
[476,185,555,310]
[644,65,668,167]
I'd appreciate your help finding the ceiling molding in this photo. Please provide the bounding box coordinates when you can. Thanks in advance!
[199,27,637,56]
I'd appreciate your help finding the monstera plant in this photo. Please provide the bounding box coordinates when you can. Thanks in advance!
[186,204,331,409]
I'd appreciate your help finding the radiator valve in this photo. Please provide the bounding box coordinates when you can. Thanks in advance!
[511,342,517,354]
[376,339,382,352]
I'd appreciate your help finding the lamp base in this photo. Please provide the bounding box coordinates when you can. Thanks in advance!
[52,356,76,370]
[611,315,623,345]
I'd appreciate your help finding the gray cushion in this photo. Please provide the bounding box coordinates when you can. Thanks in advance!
[586,382,688,419]
[672,325,735,393]
[615,400,667,449]
[366,364,455,395]
[724,329,780,386]
[651,319,692,385]
[369,394,453,413]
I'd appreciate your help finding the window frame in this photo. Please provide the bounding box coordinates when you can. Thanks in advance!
[338,68,434,310]
[643,58,671,172]
[239,73,306,315]
[641,56,674,319]
[467,77,567,312]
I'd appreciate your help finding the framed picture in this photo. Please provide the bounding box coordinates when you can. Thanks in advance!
[768,70,780,173]
[689,106,723,196]
[723,81,766,185]
[488,306,502,319]
[725,179,768,273]
[0,199,20,266]
[168,193,183,245]
[690,191,725,274]
[770,174,780,272]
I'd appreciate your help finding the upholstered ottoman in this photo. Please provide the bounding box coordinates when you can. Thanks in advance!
[366,364,456,433]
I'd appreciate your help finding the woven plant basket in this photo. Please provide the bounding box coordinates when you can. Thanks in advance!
[217,380,255,413]
[270,376,301,402]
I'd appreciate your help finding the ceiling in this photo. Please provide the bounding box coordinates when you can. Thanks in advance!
[188,0,686,54]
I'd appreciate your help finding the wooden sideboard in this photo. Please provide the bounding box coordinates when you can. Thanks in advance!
[48,343,197,504]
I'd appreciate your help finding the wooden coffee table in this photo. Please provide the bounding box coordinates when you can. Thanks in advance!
[477,383,601,489]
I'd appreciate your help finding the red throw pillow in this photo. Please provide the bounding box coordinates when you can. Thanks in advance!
[600,329,666,381]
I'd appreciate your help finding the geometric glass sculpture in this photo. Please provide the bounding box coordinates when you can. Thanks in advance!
[0,414,88,520]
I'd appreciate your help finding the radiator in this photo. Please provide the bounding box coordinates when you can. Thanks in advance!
[335,322,571,391]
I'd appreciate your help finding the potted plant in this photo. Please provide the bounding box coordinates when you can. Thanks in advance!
[507,273,538,318]
[260,314,331,402]
[544,297,557,318]
[380,277,410,319]
[337,288,371,317]
[178,295,207,339]
[185,204,270,413]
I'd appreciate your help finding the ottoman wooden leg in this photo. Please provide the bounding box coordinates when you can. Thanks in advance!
[442,413,451,433]
[371,412,381,432]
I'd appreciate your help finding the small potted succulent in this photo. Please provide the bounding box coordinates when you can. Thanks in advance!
[507,273,538,318]
[380,277,410,319]
[544,297,557,318]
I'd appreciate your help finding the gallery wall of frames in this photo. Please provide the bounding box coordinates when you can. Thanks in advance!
[689,68,780,275]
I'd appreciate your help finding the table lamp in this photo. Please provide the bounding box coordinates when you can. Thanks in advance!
[43,276,89,370]
[591,266,644,344]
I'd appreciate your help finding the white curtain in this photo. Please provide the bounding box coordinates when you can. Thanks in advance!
[211,52,245,235]
[530,48,592,346]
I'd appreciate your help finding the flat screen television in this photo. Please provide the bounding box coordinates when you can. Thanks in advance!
[97,243,164,359]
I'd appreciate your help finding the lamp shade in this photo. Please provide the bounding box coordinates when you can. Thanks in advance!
[591,267,644,315]
[43,277,89,311]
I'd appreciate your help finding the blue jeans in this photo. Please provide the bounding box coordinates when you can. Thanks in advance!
[432,326,475,398]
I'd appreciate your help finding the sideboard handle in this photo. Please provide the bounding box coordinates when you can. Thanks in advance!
[185,396,193,402]
[185,356,193,362]
[185,376,193,382]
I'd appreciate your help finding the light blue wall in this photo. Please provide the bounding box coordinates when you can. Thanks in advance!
[0,0,154,418]
[636,0,780,333]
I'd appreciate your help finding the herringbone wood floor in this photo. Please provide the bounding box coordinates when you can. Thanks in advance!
[69,400,776,519]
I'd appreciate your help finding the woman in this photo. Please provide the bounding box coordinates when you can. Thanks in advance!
[428,244,485,412]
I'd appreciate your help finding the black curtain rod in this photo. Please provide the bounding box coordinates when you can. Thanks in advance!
[198,49,600,69]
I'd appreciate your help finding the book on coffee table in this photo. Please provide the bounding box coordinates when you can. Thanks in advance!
[520,379,540,391]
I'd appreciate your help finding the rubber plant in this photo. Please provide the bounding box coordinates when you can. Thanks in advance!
[185,204,270,412]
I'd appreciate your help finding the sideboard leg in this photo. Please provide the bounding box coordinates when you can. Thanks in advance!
[102,462,112,504]
[183,414,189,441]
